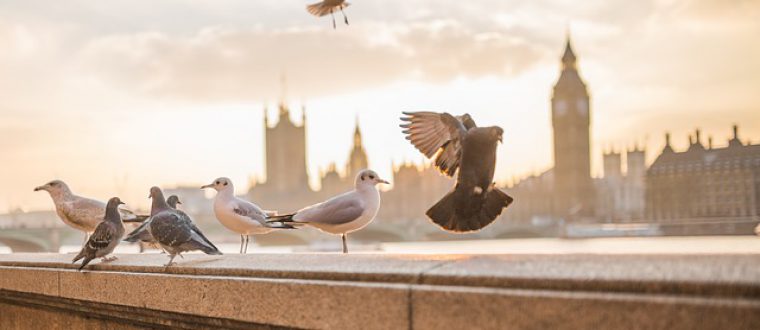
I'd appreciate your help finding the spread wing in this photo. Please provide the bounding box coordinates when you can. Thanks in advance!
[294,193,365,225]
[400,111,470,177]
[307,1,350,17]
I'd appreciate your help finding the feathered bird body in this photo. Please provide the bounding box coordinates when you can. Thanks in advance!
[72,197,126,270]
[401,112,513,232]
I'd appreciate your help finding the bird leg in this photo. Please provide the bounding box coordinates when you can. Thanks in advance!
[82,233,88,247]
[331,9,336,29]
[340,6,349,25]
[240,235,244,254]
[244,235,250,254]
[341,234,348,254]
[165,254,177,267]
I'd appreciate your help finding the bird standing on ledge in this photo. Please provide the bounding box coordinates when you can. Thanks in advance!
[400,111,513,232]
[307,0,350,29]
[72,197,126,271]
[268,169,388,253]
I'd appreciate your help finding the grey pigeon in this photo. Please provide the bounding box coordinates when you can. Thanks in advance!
[400,111,513,232]
[147,187,222,266]
[124,195,181,250]
[268,169,388,253]
[72,197,126,271]
[307,0,350,29]
[34,180,148,245]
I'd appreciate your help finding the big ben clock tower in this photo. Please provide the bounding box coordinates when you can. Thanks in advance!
[551,34,595,219]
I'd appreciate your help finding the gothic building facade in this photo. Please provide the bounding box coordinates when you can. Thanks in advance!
[646,126,760,221]
[551,35,595,219]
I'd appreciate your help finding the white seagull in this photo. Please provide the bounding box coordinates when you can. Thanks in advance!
[34,180,147,246]
[268,169,388,253]
[201,177,293,254]
[307,0,350,29]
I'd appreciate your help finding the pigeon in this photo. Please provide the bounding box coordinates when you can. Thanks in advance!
[202,177,294,254]
[400,111,514,232]
[307,0,350,29]
[34,180,148,245]
[72,197,126,271]
[268,169,388,253]
[147,186,222,266]
[124,195,182,251]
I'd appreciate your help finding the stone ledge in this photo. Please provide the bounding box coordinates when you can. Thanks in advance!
[1,253,759,329]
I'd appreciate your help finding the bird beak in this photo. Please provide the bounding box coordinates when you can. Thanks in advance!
[119,201,126,205]
[200,184,213,189]
[379,179,390,184]
[177,201,183,205]
[499,135,503,143]
[33,186,44,192]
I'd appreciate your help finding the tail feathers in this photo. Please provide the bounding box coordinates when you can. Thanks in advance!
[267,222,297,229]
[184,235,223,256]
[266,214,295,223]
[123,214,149,223]
[125,222,153,243]
[72,250,86,263]
[78,256,94,271]
[426,186,513,233]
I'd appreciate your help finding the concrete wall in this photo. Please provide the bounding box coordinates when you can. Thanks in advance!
[1,253,759,329]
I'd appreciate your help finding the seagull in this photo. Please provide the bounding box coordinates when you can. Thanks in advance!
[307,0,350,29]
[124,195,182,252]
[268,169,388,253]
[34,180,148,246]
[201,177,294,254]
[147,186,222,266]
[400,111,514,232]
[72,197,126,271]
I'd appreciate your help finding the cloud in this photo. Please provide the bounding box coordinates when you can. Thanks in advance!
[77,21,545,102]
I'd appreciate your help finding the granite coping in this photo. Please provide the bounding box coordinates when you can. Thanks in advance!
[1,253,759,297]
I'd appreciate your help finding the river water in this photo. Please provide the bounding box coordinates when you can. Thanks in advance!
[3,235,759,254]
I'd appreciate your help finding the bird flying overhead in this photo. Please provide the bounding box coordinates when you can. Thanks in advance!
[202,177,293,254]
[268,169,388,253]
[400,111,513,232]
[307,0,350,29]
[147,187,221,266]
[34,180,147,246]
[72,197,127,271]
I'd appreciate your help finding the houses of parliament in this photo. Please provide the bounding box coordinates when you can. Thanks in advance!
[244,33,760,235]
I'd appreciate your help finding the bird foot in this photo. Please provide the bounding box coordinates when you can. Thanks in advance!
[101,256,118,262]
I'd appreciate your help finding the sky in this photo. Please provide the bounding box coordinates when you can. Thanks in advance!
[1,0,759,212]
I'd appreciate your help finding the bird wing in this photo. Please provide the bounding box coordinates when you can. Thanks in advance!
[232,199,267,222]
[62,197,106,229]
[150,212,193,248]
[294,192,365,225]
[400,111,469,177]
[307,1,332,17]
[87,221,115,251]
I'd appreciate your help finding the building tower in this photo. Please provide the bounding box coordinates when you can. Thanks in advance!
[263,100,311,193]
[346,117,369,177]
[551,33,595,218]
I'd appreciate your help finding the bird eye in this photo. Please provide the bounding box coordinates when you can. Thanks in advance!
[369,175,375,179]
[215,181,220,185]
[223,182,228,186]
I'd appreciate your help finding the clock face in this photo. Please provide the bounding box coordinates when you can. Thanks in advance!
[555,100,567,115]
[577,99,588,115]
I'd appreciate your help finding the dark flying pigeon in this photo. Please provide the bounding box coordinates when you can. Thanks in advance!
[400,111,513,232]
[72,197,126,271]
[147,187,222,266]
